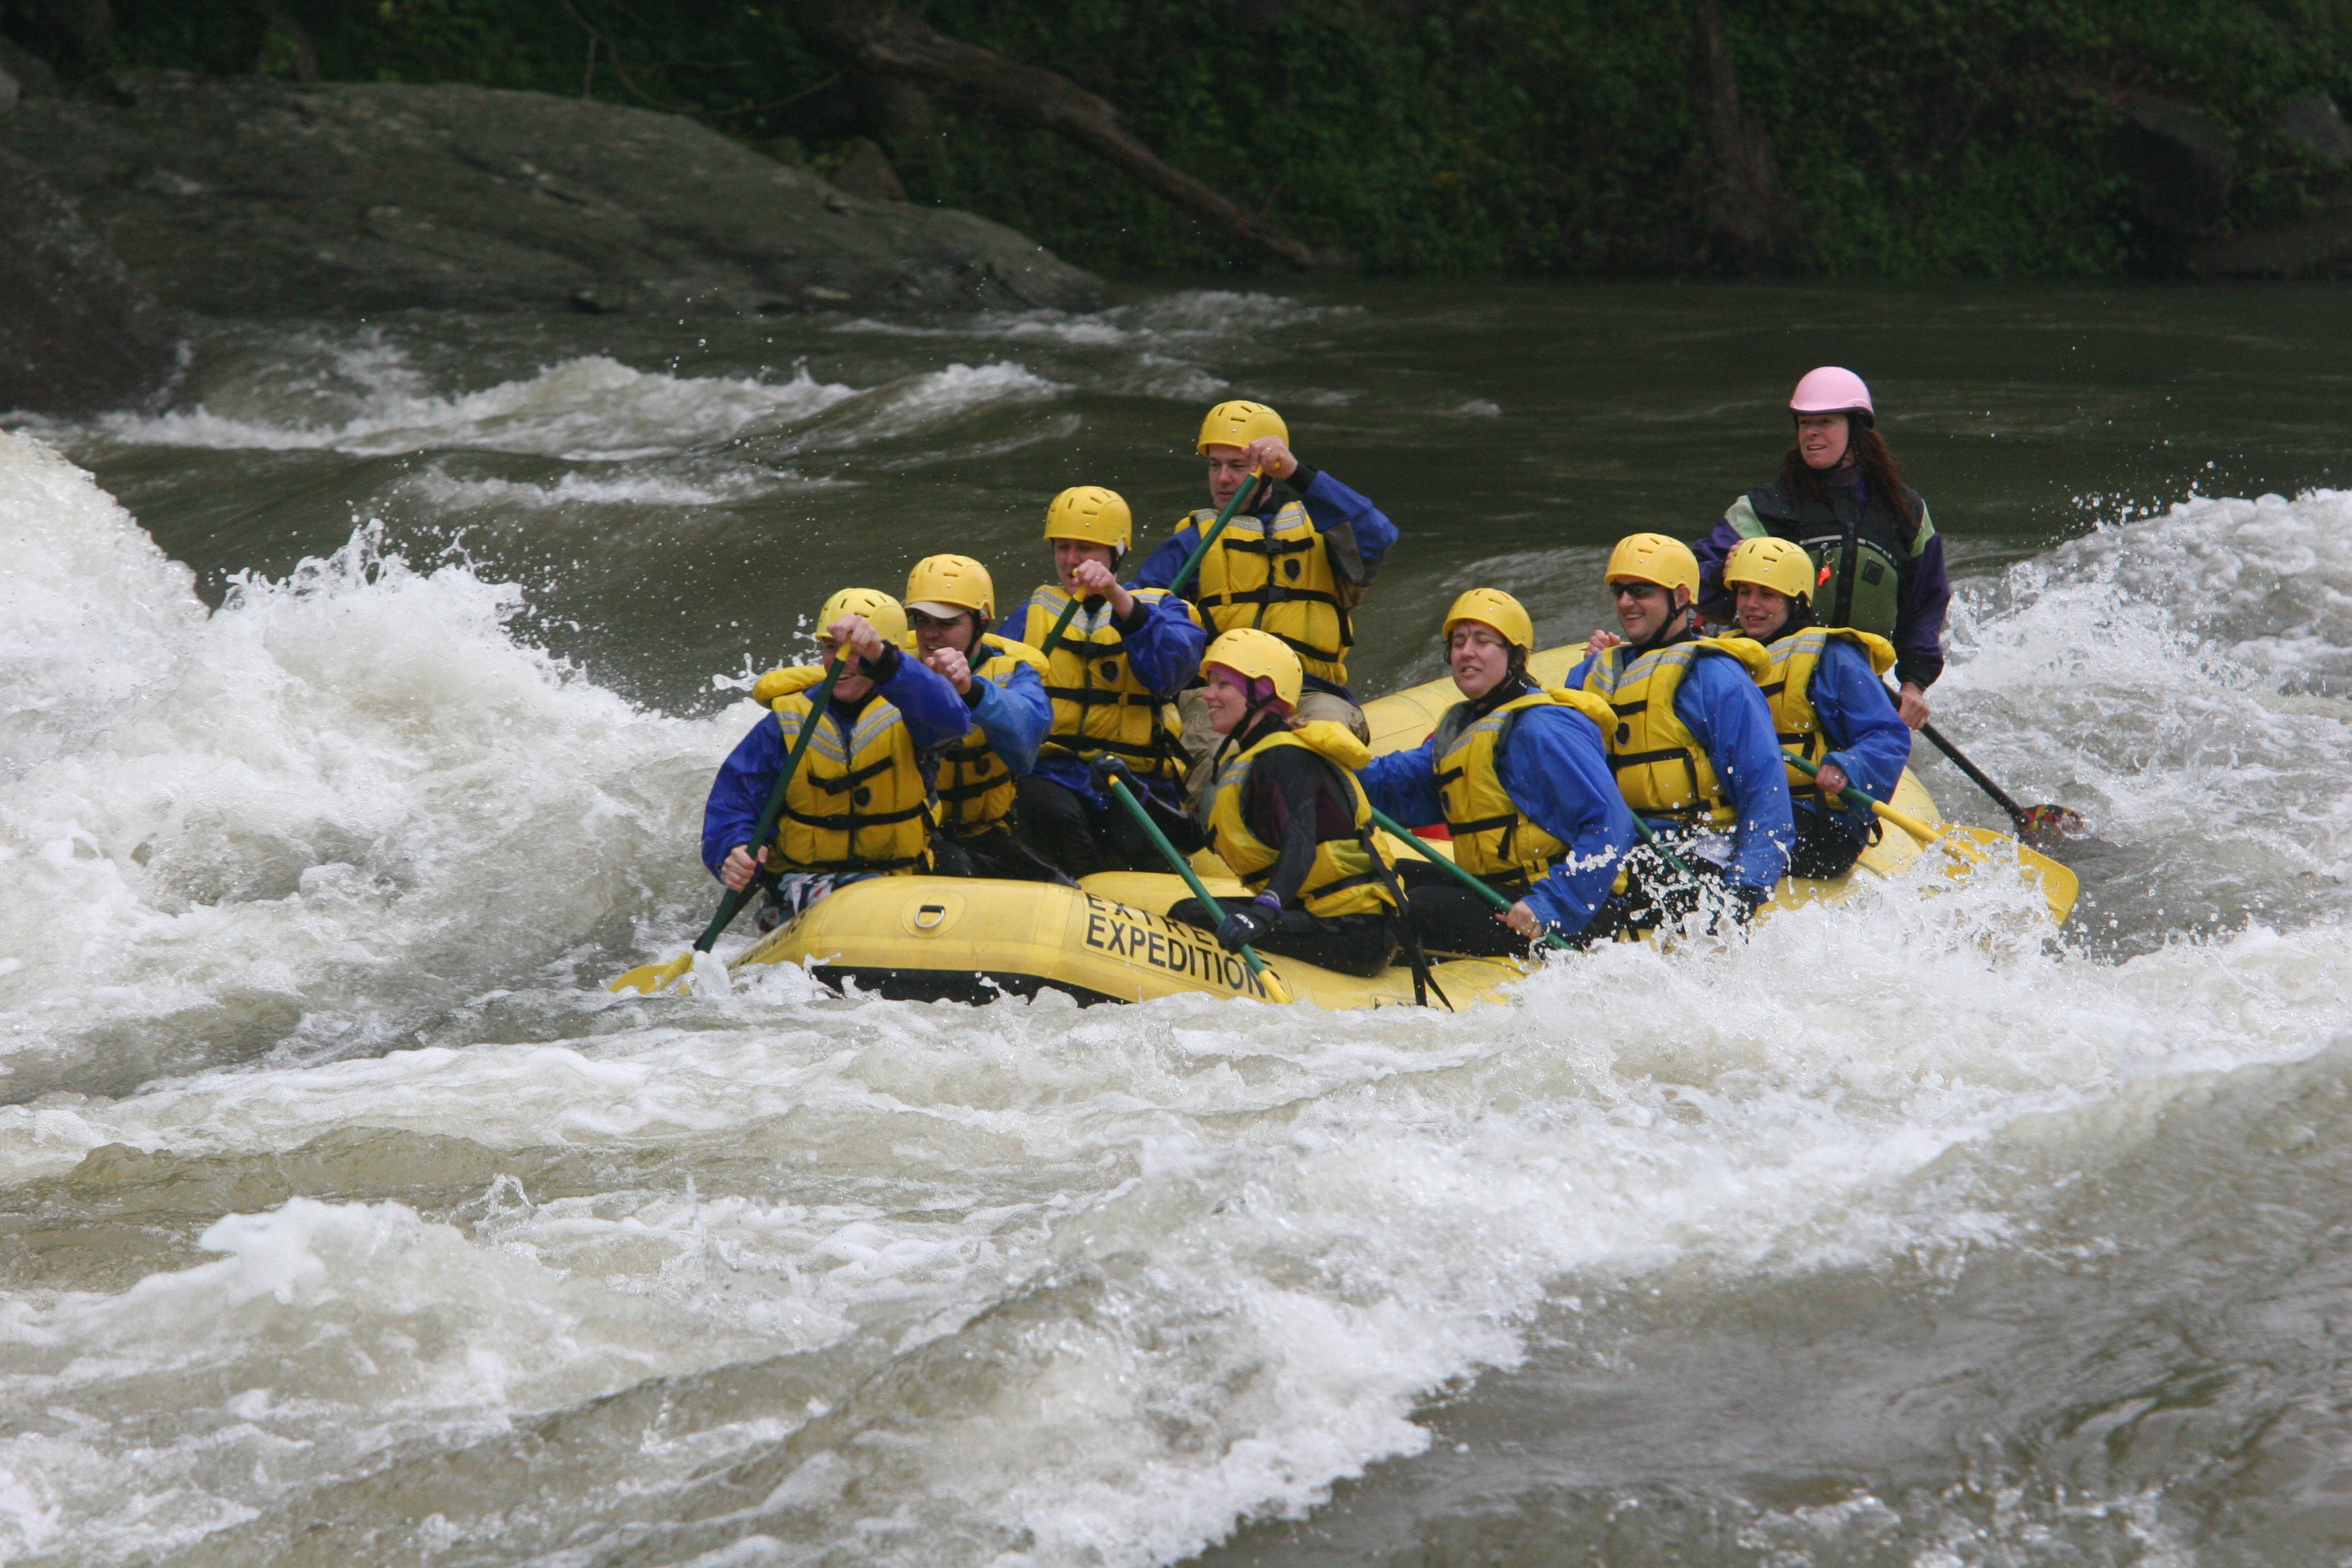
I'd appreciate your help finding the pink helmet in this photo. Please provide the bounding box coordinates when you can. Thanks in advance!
[1789,366,1874,427]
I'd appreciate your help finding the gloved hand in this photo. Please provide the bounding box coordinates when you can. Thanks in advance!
[1089,753,1141,795]
[1215,897,1278,952]
[1728,883,1771,927]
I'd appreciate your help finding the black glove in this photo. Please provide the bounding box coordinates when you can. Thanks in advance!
[1215,901,1275,952]
[1089,754,1141,795]
[1728,883,1771,927]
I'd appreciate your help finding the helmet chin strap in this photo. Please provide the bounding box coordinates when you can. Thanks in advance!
[1629,601,1697,654]
[1473,658,1536,717]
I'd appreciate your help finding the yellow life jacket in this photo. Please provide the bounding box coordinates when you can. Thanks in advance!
[1184,499,1357,689]
[1017,585,1197,781]
[758,678,935,875]
[1580,635,1771,825]
[1753,626,1898,800]
[934,632,1050,836]
[1432,687,1621,895]
[1200,722,1395,919]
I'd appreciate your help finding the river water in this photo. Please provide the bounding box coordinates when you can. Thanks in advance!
[3,280,2351,1567]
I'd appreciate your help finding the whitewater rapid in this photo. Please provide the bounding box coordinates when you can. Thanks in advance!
[2,294,2351,1566]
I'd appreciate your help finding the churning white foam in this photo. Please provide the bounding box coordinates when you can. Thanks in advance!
[395,463,837,513]
[89,337,1063,462]
[0,888,2344,1565]
[0,428,732,1091]
[100,356,860,460]
[1936,490,2352,924]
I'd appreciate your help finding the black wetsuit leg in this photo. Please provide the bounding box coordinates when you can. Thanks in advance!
[1400,884,1525,958]
[944,828,1079,886]
[1787,807,1871,881]
[1165,899,1398,978]
[1014,776,1112,880]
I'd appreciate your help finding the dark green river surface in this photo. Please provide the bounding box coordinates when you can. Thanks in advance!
[2,279,2351,1567]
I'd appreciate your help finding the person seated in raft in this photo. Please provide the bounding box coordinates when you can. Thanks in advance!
[1010,485,1208,879]
[705,589,969,929]
[1569,533,1794,928]
[1356,589,1639,956]
[1691,366,1949,730]
[899,552,1070,885]
[1136,627,1402,979]
[1720,536,1912,881]
[1130,399,1397,786]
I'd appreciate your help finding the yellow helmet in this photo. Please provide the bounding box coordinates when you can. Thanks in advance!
[1721,536,1815,604]
[1604,533,1701,599]
[1043,486,1132,555]
[816,587,908,648]
[1201,626,1302,710]
[903,553,995,622]
[1197,399,1288,454]
[1440,588,1534,652]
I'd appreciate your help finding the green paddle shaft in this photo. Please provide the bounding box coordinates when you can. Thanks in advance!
[1167,466,1262,595]
[1035,593,1092,658]
[1104,775,1268,977]
[695,654,848,952]
[1779,749,1881,809]
[1628,814,1697,881]
[1364,807,1571,952]
[1038,467,1261,657]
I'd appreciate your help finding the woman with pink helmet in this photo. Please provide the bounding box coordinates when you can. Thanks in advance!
[1690,366,1950,729]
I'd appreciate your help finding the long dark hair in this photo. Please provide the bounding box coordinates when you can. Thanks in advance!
[1779,422,1914,530]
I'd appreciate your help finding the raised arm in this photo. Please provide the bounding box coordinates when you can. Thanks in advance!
[1118,591,1208,697]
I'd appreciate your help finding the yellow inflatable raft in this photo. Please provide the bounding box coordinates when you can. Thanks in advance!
[721,648,2077,1010]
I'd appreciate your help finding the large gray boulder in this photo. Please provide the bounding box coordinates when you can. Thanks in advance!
[0,70,1101,317]
[0,146,183,415]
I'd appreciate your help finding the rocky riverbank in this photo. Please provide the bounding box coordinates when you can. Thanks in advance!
[0,70,1101,321]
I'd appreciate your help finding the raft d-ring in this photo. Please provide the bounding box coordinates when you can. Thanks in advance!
[902,891,965,936]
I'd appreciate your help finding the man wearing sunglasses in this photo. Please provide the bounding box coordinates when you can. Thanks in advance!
[1565,533,1793,928]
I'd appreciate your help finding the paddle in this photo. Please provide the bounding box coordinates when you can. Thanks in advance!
[1102,772,1292,1002]
[1365,806,1571,952]
[1037,465,1261,656]
[1167,467,1261,596]
[1626,814,1699,882]
[1780,750,2079,920]
[1890,684,2088,849]
[609,653,848,995]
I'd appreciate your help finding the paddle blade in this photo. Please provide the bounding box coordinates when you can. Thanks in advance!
[2016,803,2092,850]
[607,950,695,995]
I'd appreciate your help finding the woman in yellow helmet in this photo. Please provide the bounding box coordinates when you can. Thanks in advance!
[1357,591,1639,955]
[900,554,1069,885]
[1722,536,1912,880]
[1131,400,1400,771]
[705,589,969,926]
[1570,533,1794,924]
[1141,626,1400,977]
[1011,485,1208,879]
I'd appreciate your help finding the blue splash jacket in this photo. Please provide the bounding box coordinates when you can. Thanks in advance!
[701,646,969,878]
[1359,701,1638,934]
[1565,644,1796,894]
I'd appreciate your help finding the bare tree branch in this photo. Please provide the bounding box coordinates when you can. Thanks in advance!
[787,0,1346,271]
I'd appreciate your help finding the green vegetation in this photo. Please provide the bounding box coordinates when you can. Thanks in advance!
[11,0,2352,277]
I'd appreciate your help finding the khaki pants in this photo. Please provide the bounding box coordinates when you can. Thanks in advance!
[1176,685,1369,804]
